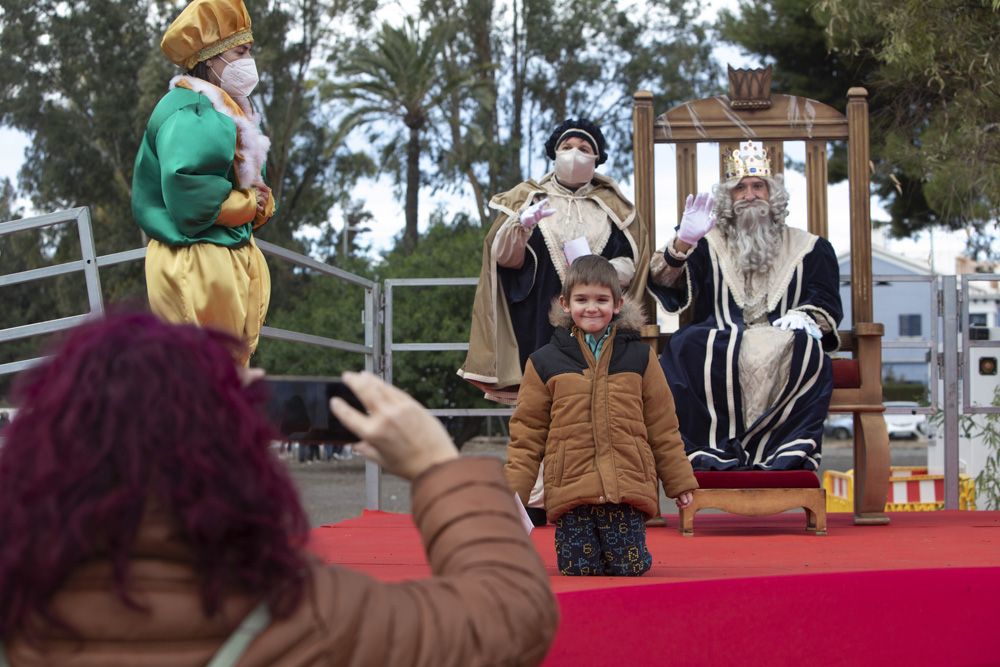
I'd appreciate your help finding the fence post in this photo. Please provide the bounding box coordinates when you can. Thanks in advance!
[365,282,384,511]
[941,275,960,510]
[77,207,104,315]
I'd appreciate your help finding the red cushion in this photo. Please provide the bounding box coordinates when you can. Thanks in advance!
[832,359,861,388]
[694,470,820,489]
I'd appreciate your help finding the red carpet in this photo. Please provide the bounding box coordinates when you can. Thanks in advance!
[549,567,1000,666]
[310,511,1000,665]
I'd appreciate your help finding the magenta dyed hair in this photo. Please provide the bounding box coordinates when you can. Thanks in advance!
[0,311,310,635]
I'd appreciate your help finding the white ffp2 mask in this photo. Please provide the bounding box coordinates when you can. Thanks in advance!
[217,55,259,98]
[554,148,597,187]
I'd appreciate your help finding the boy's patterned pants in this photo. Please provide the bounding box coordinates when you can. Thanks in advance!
[554,503,652,576]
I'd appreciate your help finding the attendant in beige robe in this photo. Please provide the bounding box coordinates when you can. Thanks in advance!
[458,119,651,405]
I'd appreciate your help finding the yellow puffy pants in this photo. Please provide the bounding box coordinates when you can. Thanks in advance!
[145,238,270,366]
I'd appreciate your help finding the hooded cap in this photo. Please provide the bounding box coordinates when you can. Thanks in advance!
[544,118,609,166]
[161,0,254,71]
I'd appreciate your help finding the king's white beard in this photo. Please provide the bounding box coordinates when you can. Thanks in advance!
[722,199,785,277]
[716,199,787,323]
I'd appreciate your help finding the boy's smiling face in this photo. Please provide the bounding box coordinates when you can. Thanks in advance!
[560,282,621,335]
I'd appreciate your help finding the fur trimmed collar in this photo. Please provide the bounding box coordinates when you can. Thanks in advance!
[548,296,646,332]
[169,75,271,188]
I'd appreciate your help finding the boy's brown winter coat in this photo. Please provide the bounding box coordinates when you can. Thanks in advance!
[505,301,697,521]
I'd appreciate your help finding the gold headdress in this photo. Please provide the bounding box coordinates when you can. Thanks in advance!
[723,141,772,181]
[161,0,253,71]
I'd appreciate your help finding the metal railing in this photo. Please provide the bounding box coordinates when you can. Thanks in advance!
[0,208,105,375]
[1,211,380,374]
[863,274,940,415]
[1,208,384,505]
[252,240,383,511]
[383,277,513,419]
[4,208,998,512]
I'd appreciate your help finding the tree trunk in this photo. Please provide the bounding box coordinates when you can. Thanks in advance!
[465,166,489,227]
[509,0,524,186]
[404,124,421,252]
[468,0,497,225]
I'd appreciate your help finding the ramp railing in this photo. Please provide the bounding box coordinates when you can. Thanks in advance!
[4,208,993,511]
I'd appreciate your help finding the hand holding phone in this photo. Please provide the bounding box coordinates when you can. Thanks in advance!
[330,372,459,480]
[268,376,365,443]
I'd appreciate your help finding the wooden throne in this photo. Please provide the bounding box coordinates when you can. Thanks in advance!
[632,67,890,526]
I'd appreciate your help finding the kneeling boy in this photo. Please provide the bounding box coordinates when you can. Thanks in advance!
[505,255,697,575]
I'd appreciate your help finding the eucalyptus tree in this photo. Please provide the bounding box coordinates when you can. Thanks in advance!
[0,0,380,343]
[0,0,377,251]
[720,0,1000,251]
[246,0,377,252]
[0,0,161,265]
[821,0,1000,246]
[420,0,717,226]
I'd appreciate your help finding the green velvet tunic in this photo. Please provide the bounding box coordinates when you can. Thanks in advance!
[131,87,252,248]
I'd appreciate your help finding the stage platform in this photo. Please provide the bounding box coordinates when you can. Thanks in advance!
[310,511,1000,666]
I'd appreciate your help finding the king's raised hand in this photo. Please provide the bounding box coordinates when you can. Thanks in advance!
[676,192,716,246]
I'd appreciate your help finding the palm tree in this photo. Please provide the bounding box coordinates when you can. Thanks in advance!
[337,19,477,252]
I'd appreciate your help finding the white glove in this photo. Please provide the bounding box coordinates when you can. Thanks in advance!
[519,198,555,229]
[773,310,822,341]
[677,193,716,246]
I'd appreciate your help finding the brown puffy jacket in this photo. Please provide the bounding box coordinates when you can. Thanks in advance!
[505,301,697,521]
[3,458,558,667]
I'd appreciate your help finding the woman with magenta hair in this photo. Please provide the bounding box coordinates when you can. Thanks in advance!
[0,312,557,665]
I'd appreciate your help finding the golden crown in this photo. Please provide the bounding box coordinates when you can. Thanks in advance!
[723,141,772,181]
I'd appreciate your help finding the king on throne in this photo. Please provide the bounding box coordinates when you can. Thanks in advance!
[648,141,843,471]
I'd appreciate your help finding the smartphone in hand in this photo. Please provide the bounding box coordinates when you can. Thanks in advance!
[266,376,366,443]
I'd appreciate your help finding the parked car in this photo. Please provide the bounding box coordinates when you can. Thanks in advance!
[883,401,927,439]
[823,414,854,440]
[823,401,928,441]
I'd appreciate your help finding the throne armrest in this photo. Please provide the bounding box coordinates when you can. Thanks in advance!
[830,322,885,413]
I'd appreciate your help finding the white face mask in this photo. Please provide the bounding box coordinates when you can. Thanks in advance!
[215,54,259,98]
[554,148,597,187]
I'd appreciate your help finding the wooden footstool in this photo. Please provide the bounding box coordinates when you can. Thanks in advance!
[679,471,827,536]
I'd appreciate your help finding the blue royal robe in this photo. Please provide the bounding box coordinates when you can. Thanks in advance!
[649,227,842,470]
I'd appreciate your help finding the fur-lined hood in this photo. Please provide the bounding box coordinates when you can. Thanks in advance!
[547,296,646,333]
